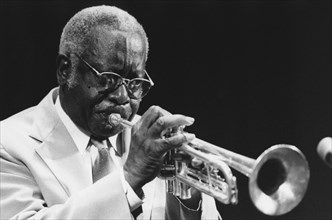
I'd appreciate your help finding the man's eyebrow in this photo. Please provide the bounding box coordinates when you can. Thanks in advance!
[88,60,107,73]
[127,69,146,78]
[89,61,117,74]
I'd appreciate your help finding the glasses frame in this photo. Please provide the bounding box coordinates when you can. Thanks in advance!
[74,53,154,99]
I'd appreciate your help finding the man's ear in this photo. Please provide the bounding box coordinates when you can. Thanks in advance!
[56,54,71,85]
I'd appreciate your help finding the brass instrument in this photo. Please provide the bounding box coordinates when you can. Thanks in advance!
[108,114,310,216]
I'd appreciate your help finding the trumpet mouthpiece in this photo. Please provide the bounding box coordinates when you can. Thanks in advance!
[108,113,122,126]
[108,113,134,128]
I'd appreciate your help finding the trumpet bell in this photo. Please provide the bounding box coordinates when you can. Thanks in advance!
[249,145,310,216]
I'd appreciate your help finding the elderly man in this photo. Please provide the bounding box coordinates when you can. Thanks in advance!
[0,5,221,220]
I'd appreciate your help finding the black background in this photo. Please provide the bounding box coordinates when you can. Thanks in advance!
[1,0,331,219]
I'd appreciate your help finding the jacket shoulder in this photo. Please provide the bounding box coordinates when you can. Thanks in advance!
[0,106,38,156]
[1,106,36,134]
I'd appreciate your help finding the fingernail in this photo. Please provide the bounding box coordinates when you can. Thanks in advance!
[186,117,195,124]
[184,133,196,142]
[157,118,164,126]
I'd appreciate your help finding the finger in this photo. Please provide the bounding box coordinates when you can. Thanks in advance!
[149,114,195,138]
[139,106,171,130]
[160,132,196,154]
[172,151,192,162]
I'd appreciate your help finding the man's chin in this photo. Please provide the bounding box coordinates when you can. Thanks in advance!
[91,123,123,138]
[104,124,124,136]
[89,113,125,137]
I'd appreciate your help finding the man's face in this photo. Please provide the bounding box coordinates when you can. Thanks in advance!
[63,27,148,138]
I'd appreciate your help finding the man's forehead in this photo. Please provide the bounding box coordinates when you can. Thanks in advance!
[126,33,145,53]
[84,26,147,75]
[88,26,146,54]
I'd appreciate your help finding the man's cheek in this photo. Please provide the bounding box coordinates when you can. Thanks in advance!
[129,100,140,120]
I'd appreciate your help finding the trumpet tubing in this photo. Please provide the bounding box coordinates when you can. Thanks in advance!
[108,114,310,216]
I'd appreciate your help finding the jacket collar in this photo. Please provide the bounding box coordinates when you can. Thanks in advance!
[32,88,92,196]
[29,88,61,142]
[30,88,139,197]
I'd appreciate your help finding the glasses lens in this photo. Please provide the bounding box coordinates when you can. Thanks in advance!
[128,79,152,99]
[98,73,122,90]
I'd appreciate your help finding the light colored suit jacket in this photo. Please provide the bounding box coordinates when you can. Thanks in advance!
[0,88,220,220]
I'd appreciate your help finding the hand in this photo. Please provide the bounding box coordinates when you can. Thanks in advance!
[123,106,196,192]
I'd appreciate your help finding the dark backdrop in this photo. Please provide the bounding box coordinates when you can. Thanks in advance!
[1,0,331,219]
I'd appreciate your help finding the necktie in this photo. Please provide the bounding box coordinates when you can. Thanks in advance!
[90,137,143,219]
[90,137,114,183]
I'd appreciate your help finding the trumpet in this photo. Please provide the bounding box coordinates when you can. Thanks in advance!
[108,114,310,216]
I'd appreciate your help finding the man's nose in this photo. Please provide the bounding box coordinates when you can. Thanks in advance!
[106,84,130,105]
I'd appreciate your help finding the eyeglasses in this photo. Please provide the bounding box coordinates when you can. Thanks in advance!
[74,53,154,99]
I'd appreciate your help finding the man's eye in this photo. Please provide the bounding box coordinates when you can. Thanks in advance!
[107,77,116,84]
[105,75,123,87]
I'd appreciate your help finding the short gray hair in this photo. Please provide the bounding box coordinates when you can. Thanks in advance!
[58,5,149,87]
[59,5,148,56]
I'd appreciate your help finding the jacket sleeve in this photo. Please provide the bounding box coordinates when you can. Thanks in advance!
[0,145,133,220]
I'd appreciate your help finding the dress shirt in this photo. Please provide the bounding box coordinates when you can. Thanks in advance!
[55,96,142,211]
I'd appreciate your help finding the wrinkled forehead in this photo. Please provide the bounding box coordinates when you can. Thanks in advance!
[84,26,147,76]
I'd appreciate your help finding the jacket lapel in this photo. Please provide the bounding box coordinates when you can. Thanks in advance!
[32,88,92,197]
